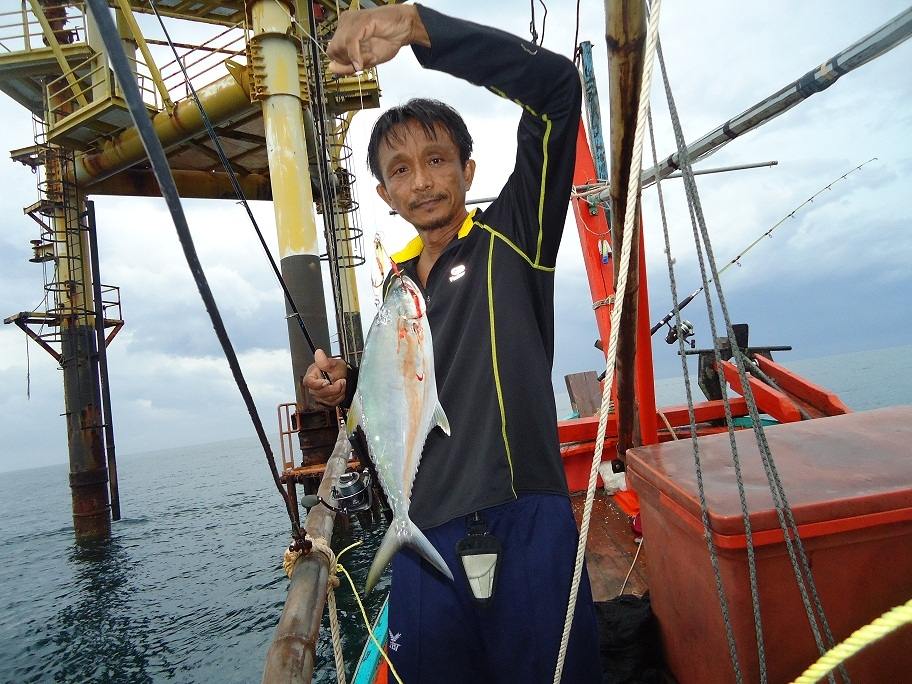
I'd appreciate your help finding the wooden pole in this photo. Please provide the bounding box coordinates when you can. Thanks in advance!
[605,0,646,461]
[262,428,350,684]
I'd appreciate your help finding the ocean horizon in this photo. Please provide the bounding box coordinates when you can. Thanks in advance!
[1,343,910,682]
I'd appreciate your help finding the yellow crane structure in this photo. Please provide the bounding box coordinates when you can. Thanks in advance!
[0,0,394,543]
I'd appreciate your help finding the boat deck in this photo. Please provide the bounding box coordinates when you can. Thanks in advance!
[572,492,648,601]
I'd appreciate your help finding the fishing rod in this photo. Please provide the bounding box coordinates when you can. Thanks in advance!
[146,0,327,369]
[651,157,878,336]
[87,0,303,534]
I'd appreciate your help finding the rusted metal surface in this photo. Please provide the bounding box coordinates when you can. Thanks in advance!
[63,322,111,541]
[605,0,647,461]
[90,169,272,200]
[262,428,351,684]
[280,459,361,483]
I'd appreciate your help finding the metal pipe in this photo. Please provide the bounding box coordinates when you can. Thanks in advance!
[629,6,912,192]
[56,182,111,542]
[86,200,120,521]
[644,160,777,186]
[250,0,331,421]
[262,428,351,684]
[75,66,254,187]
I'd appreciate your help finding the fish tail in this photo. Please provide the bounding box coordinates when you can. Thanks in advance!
[365,517,454,594]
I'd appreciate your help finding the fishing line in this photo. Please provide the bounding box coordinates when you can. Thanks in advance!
[303,0,351,363]
[650,157,878,336]
[86,0,300,534]
[146,0,326,366]
[337,563,405,684]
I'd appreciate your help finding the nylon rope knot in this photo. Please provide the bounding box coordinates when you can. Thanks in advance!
[282,535,347,684]
[283,535,337,579]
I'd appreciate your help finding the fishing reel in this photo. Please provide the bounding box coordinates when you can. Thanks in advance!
[301,470,378,529]
[664,319,696,348]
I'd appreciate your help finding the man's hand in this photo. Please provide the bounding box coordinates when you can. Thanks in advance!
[327,5,430,76]
[303,348,348,407]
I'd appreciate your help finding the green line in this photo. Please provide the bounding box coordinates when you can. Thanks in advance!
[536,114,552,265]
[487,234,516,495]
[478,222,555,272]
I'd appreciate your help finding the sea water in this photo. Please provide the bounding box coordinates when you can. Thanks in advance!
[2,345,910,683]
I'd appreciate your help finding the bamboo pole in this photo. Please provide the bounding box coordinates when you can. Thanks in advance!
[605,0,646,460]
[262,428,351,684]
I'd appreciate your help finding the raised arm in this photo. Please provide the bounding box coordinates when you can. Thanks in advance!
[409,6,582,268]
[328,4,582,268]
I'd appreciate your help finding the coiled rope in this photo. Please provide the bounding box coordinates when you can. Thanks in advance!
[552,0,663,681]
[790,599,912,684]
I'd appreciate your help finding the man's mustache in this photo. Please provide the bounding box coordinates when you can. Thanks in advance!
[408,193,447,210]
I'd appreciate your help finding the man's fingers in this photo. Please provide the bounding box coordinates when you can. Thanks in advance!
[328,60,355,76]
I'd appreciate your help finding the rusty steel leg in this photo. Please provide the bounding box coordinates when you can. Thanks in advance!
[62,321,111,542]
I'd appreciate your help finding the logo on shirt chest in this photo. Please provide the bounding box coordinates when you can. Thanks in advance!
[448,264,467,283]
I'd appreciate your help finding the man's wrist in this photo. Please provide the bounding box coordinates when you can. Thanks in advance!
[406,4,431,48]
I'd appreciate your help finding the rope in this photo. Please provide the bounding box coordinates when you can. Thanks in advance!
[283,537,362,684]
[648,102,745,684]
[791,599,912,684]
[656,37,846,683]
[656,410,677,439]
[552,1,663,681]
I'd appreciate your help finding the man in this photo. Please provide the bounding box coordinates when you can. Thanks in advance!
[306,4,599,682]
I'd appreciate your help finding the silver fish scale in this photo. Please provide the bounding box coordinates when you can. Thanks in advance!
[350,274,453,592]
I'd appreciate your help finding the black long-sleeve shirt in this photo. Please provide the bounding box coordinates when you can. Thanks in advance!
[362,5,582,529]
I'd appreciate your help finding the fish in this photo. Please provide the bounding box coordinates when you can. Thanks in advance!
[347,273,454,594]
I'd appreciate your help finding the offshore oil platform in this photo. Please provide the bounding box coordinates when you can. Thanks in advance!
[0,0,393,543]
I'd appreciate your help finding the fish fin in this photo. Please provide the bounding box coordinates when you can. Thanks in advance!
[433,402,451,436]
[365,517,453,595]
[345,393,362,436]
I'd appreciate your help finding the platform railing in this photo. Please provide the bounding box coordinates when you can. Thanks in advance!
[156,20,248,103]
[0,1,86,55]
[46,51,162,128]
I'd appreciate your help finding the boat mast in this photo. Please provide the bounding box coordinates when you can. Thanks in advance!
[605,0,649,459]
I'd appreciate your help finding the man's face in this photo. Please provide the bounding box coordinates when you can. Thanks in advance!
[376,120,475,232]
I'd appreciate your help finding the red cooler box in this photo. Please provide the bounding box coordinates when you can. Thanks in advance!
[626,406,912,683]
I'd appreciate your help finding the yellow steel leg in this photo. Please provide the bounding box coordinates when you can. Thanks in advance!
[249,0,331,411]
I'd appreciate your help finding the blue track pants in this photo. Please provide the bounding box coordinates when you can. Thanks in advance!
[388,493,601,683]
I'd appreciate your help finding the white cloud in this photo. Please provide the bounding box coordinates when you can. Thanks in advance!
[0,1,910,472]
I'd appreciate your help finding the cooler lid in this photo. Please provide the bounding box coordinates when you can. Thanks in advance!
[626,406,912,536]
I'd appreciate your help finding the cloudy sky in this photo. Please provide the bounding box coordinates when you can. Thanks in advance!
[0,1,910,473]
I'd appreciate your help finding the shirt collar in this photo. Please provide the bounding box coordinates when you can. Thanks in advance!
[391,209,478,264]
